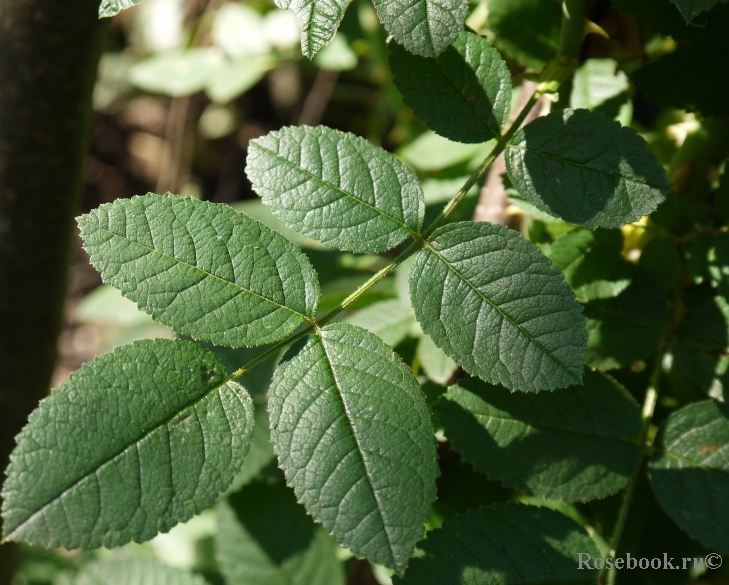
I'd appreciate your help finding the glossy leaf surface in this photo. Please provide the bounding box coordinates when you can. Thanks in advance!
[247,126,424,253]
[2,339,254,548]
[268,323,438,572]
[435,372,642,501]
[410,222,586,392]
[389,31,511,143]
[505,109,670,228]
[649,400,729,554]
[78,194,319,347]
[373,0,469,57]
[397,504,600,584]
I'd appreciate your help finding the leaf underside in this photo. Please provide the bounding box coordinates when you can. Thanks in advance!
[396,504,600,584]
[78,193,319,348]
[648,400,729,554]
[505,109,670,229]
[436,371,642,502]
[268,323,438,573]
[389,30,511,144]
[410,222,587,392]
[247,126,424,253]
[1,339,254,549]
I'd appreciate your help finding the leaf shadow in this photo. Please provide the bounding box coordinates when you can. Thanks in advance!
[436,377,642,501]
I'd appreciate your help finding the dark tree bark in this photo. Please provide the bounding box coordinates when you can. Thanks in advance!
[0,0,105,580]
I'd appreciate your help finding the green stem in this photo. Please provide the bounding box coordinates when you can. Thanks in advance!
[601,353,663,585]
[558,0,585,59]
[224,60,570,386]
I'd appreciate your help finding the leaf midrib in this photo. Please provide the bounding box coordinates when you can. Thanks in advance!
[426,244,580,384]
[507,143,666,190]
[317,333,399,568]
[79,218,309,320]
[252,142,417,237]
[459,406,642,445]
[5,376,235,541]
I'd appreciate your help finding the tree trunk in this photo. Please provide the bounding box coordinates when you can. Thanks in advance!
[0,0,105,580]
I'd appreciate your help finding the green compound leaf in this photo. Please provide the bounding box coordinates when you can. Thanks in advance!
[1,339,254,549]
[505,109,670,229]
[247,126,425,253]
[435,371,642,502]
[268,323,438,573]
[673,0,728,21]
[75,558,207,585]
[410,222,587,393]
[217,480,344,585]
[99,0,145,18]
[277,0,351,58]
[389,30,511,143]
[78,193,319,348]
[373,0,469,58]
[648,400,729,554]
[396,504,600,585]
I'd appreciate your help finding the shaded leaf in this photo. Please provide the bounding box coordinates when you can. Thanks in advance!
[417,335,457,385]
[277,0,352,58]
[389,31,511,143]
[708,234,729,297]
[584,283,669,369]
[268,323,438,572]
[570,58,631,122]
[217,480,344,585]
[75,558,207,585]
[673,0,727,21]
[78,194,319,348]
[485,0,561,68]
[396,504,600,584]
[435,372,642,502]
[506,109,670,229]
[346,299,416,347]
[247,126,424,253]
[632,23,729,118]
[99,0,145,18]
[373,0,469,57]
[1,339,254,548]
[410,222,586,392]
[649,400,729,554]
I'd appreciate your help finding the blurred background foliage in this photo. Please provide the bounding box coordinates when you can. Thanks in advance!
[12,0,729,583]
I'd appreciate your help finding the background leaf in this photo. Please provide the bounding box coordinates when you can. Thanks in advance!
[417,335,457,385]
[277,0,351,58]
[129,50,221,98]
[505,109,670,229]
[372,0,469,57]
[217,479,344,585]
[99,0,145,18]
[247,126,424,253]
[435,371,642,502]
[74,558,207,585]
[672,0,727,21]
[570,58,632,124]
[268,323,438,572]
[410,222,586,392]
[345,298,416,347]
[389,31,511,143]
[396,504,600,584]
[2,339,254,548]
[78,194,319,348]
[648,400,729,554]
[485,0,561,68]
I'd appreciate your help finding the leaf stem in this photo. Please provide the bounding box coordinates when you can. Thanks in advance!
[558,0,586,60]
[600,352,663,585]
